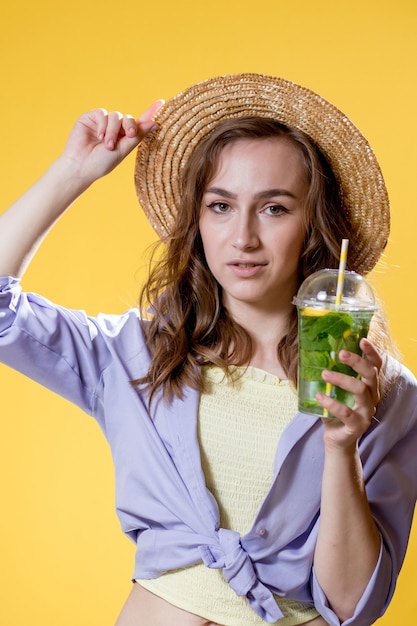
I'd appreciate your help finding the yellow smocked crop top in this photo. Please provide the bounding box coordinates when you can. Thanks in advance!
[137,366,319,625]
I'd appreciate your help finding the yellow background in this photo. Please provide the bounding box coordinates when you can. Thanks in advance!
[1,0,416,624]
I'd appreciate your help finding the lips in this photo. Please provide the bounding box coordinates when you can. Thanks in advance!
[228,260,267,276]
[229,260,267,268]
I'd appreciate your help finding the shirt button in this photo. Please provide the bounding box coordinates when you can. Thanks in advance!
[256,526,267,537]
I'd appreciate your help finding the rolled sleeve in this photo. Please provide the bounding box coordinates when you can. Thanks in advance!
[0,276,21,330]
[311,539,392,625]
[0,276,110,414]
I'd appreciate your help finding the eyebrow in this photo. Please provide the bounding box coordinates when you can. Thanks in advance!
[204,186,297,199]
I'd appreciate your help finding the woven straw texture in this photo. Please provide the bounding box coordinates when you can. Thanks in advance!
[135,73,389,274]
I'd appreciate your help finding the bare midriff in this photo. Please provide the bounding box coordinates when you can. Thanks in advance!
[114,583,329,626]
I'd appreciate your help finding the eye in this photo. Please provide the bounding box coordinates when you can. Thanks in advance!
[264,204,288,216]
[207,202,231,213]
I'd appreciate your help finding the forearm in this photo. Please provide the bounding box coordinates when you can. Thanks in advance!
[0,103,162,279]
[314,443,380,622]
[0,156,92,278]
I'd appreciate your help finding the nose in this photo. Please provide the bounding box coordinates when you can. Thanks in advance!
[233,212,260,250]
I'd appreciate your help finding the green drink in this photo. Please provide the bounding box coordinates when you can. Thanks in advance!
[294,270,376,417]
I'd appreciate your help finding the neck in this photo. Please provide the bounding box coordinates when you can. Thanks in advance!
[228,303,293,378]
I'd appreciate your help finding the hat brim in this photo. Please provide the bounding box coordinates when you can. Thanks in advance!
[135,73,389,274]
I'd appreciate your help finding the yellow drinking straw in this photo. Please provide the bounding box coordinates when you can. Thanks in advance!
[335,239,349,306]
[324,239,349,415]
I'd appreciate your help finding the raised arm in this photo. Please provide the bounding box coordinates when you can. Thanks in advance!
[0,101,163,278]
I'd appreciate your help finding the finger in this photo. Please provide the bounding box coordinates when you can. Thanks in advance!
[114,114,144,157]
[316,390,374,435]
[321,367,368,397]
[137,99,165,124]
[104,111,124,150]
[337,349,379,381]
[322,361,379,408]
[316,392,353,423]
[121,114,139,138]
[337,350,380,405]
[353,340,382,403]
[360,338,383,369]
[136,99,165,135]
[93,108,109,141]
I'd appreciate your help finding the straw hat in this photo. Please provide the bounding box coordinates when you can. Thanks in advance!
[135,73,389,275]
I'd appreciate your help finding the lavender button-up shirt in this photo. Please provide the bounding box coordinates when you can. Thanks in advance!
[1,276,416,625]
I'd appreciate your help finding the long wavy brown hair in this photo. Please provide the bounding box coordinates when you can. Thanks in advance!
[134,117,394,402]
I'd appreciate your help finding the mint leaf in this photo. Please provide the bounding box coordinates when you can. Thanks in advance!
[300,349,333,381]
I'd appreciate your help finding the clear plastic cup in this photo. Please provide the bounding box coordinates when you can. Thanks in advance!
[293,269,377,417]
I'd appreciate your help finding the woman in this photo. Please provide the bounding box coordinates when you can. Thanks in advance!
[0,74,416,626]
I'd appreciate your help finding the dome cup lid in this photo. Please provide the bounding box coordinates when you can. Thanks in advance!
[293,269,377,311]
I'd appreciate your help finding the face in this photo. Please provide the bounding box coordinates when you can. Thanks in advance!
[199,137,308,318]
